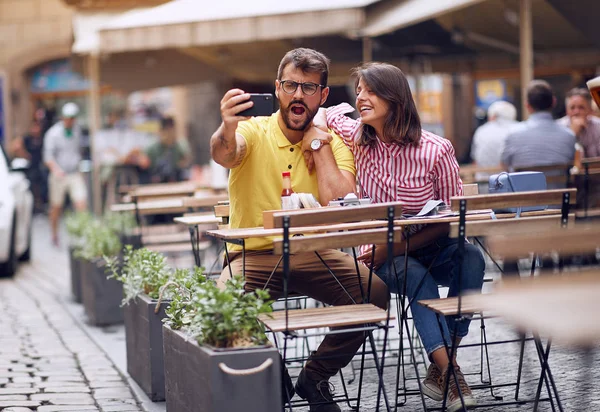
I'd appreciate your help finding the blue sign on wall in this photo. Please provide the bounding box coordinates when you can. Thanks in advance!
[30,59,90,93]
[475,79,509,110]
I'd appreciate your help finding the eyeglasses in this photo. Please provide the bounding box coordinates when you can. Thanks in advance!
[279,80,324,96]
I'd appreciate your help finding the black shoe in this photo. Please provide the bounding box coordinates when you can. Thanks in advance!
[294,369,341,412]
[281,361,295,407]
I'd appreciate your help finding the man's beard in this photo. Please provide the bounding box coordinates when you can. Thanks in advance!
[281,100,317,131]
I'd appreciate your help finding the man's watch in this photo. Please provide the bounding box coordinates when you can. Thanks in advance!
[310,138,328,151]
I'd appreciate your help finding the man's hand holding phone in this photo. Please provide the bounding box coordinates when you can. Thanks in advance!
[220,89,253,133]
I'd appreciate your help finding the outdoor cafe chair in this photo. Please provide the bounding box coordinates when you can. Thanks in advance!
[415,188,576,412]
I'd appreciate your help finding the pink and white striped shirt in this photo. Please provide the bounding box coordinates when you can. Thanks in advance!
[326,103,463,218]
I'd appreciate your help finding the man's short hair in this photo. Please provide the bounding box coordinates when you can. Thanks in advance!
[277,48,330,87]
[565,87,592,105]
[487,100,517,121]
[527,80,554,111]
[160,116,175,130]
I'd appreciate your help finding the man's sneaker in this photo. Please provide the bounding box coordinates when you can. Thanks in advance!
[441,366,477,412]
[421,363,443,401]
[294,369,341,412]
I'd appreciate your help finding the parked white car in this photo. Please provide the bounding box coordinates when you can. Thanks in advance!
[0,144,33,276]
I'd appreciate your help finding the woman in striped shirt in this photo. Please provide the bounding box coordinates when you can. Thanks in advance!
[312,63,485,411]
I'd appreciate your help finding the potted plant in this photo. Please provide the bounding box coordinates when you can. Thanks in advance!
[77,218,123,326]
[103,211,141,250]
[107,246,205,401]
[162,277,282,412]
[65,211,94,303]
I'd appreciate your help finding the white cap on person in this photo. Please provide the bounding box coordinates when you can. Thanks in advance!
[62,102,79,118]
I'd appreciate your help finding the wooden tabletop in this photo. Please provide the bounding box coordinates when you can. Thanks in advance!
[111,198,185,214]
[129,182,199,199]
[206,209,497,241]
[480,271,600,347]
[174,215,222,226]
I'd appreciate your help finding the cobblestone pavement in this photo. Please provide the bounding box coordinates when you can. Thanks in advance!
[1,216,599,411]
[0,216,144,412]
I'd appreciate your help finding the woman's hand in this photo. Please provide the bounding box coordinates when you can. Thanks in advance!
[357,245,388,270]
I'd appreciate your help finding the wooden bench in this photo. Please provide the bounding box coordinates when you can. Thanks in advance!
[459,164,504,184]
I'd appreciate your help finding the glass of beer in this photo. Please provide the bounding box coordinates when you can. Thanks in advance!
[587,76,600,108]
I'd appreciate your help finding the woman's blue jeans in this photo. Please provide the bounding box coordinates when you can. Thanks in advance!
[375,236,485,356]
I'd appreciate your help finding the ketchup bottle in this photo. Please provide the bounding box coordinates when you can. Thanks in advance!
[281,171,295,209]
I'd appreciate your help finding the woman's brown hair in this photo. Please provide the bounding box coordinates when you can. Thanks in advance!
[353,62,421,148]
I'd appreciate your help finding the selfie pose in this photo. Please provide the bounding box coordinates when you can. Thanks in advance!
[210,48,388,412]
[315,62,485,412]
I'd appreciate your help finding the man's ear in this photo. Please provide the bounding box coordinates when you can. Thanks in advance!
[320,86,330,106]
[275,80,280,100]
[552,96,557,109]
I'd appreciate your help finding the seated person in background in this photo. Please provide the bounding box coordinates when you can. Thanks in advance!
[557,87,600,159]
[137,116,191,183]
[502,80,575,172]
[470,100,518,168]
[319,62,485,412]
[210,48,388,412]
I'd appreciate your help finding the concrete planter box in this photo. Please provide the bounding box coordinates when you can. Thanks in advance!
[163,325,281,412]
[68,247,83,303]
[81,258,124,326]
[123,293,169,401]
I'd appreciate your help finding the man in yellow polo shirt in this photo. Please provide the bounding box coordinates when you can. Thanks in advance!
[210,48,388,412]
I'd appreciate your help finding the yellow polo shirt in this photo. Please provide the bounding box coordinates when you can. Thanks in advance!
[229,112,356,251]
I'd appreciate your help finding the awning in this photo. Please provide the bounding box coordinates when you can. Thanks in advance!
[98,0,381,54]
[363,0,488,37]
[72,11,138,54]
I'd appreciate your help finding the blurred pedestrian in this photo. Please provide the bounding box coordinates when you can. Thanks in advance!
[10,121,48,213]
[470,100,518,168]
[137,116,191,183]
[557,87,600,158]
[502,80,575,170]
[43,102,88,246]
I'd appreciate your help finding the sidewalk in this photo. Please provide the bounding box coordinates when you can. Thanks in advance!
[1,215,599,411]
[0,216,163,412]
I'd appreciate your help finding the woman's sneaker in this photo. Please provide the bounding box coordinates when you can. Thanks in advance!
[421,363,443,401]
[441,366,477,412]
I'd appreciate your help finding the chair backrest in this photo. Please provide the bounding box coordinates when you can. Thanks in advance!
[214,201,230,229]
[486,224,600,258]
[463,184,479,196]
[182,193,229,209]
[459,164,504,184]
[270,201,403,229]
[273,226,404,255]
[582,156,600,170]
[514,163,573,187]
[450,188,576,211]
[448,213,575,238]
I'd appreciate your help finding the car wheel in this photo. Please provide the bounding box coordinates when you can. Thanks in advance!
[0,215,17,277]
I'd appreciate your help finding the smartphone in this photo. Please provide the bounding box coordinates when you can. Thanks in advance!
[238,93,274,117]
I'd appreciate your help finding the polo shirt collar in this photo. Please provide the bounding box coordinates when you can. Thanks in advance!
[271,112,299,148]
[528,111,553,123]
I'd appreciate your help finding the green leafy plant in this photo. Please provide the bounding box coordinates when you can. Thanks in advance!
[162,268,209,331]
[107,246,207,308]
[107,246,170,303]
[75,219,122,262]
[65,211,94,247]
[103,211,137,235]
[185,277,273,349]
